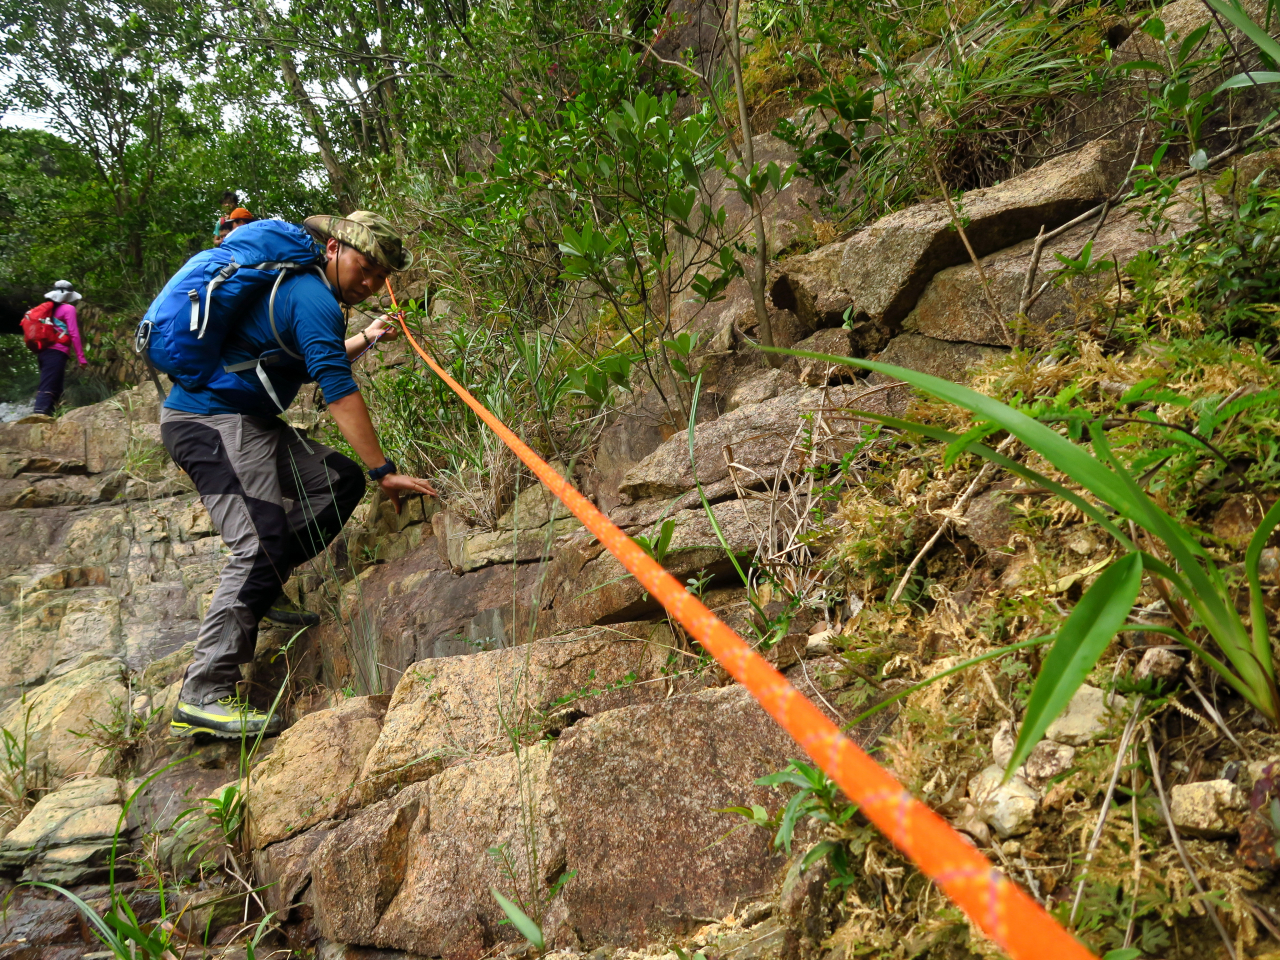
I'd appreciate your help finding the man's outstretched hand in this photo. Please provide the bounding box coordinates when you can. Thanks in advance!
[379,472,438,513]
[365,314,402,342]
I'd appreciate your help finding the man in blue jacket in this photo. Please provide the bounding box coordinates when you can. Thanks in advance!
[161,211,437,739]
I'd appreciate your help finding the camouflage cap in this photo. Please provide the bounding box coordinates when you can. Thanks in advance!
[302,210,410,271]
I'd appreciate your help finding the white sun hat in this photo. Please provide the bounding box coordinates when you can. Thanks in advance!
[44,280,82,304]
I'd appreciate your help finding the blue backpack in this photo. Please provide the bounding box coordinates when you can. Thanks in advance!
[135,219,327,411]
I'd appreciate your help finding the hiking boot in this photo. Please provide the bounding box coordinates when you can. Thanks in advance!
[170,696,284,739]
[264,593,320,627]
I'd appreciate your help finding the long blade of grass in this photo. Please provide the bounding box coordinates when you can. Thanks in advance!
[1245,497,1280,683]
[688,375,753,591]
[1006,553,1143,779]
[1089,427,1262,690]
[1206,0,1280,64]
[111,756,193,893]
[1214,71,1280,93]
[767,349,1147,520]
[1136,552,1260,702]
[844,633,1056,729]
[25,881,123,950]
[491,886,545,951]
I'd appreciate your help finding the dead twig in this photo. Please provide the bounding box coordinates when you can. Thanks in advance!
[1184,673,1247,754]
[1243,896,1280,944]
[1015,225,1047,349]
[1069,698,1144,925]
[1146,732,1239,960]
[1123,744,1143,949]
[889,435,1018,603]
[930,154,1011,346]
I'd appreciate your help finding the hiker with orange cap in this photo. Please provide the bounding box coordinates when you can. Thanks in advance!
[214,207,256,246]
[153,210,437,740]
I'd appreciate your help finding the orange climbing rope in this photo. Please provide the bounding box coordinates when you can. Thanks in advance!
[387,282,1096,960]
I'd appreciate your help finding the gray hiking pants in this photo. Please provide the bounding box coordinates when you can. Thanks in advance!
[160,410,365,704]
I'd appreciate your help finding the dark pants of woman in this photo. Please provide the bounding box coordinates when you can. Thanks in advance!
[34,348,68,415]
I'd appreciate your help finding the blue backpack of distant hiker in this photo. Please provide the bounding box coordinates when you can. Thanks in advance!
[134,219,327,410]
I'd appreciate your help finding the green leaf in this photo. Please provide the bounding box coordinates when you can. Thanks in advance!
[776,789,813,853]
[1206,0,1280,64]
[490,887,545,952]
[761,350,1141,533]
[1115,58,1167,72]
[801,840,841,870]
[654,518,675,561]
[1244,497,1280,685]
[1103,949,1144,960]
[1005,553,1143,779]
[1213,70,1280,94]
[1177,22,1213,66]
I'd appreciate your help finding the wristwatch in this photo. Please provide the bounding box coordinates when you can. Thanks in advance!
[368,460,397,481]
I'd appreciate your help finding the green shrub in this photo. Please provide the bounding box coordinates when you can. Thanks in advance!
[0,335,38,404]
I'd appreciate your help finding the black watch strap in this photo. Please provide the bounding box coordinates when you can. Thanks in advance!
[368,460,397,481]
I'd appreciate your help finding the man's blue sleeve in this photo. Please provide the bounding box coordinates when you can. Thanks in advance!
[288,278,360,404]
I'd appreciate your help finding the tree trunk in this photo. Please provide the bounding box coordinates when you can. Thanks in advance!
[728,0,778,364]
[373,0,406,170]
[257,4,357,212]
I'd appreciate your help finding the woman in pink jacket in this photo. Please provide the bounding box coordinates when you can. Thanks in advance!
[33,280,88,416]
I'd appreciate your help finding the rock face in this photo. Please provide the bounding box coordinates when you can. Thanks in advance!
[314,685,799,958]
[370,746,562,959]
[253,820,340,918]
[0,384,215,698]
[544,500,765,630]
[870,334,1006,383]
[770,242,855,338]
[0,777,123,883]
[619,383,894,503]
[432,467,583,573]
[247,695,390,849]
[311,782,428,947]
[311,526,565,692]
[1170,779,1248,838]
[0,659,127,778]
[839,139,1128,331]
[904,179,1228,346]
[551,685,795,946]
[355,626,697,804]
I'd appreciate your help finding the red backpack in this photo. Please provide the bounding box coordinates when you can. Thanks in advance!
[20,301,70,352]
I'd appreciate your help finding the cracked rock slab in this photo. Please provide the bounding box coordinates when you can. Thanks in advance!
[355,624,700,806]
[0,777,123,882]
[904,178,1229,346]
[550,685,800,947]
[311,782,427,945]
[372,745,562,959]
[247,695,390,849]
[839,139,1128,330]
[619,383,893,503]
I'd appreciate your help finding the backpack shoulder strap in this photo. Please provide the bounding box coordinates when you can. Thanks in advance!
[267,269,304,360]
